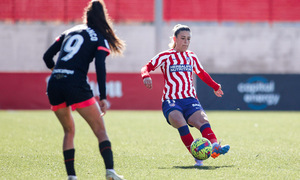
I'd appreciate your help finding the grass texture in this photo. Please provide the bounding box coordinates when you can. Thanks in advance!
[0,110,299,180]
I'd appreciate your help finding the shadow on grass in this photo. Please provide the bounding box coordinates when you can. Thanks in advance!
[172,165,234,170]
[158,165,234,170]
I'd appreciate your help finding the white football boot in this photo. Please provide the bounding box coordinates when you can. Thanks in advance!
[106,169,125,180]
[67,175,77,180]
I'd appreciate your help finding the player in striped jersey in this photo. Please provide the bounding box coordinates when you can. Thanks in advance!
[141,24,230,166]
[43,1,125,179]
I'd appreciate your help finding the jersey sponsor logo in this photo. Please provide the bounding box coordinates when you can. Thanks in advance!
[192,103,201,109]
[53,69,74,75]
[192,103,200,107]
[169,64,192,73]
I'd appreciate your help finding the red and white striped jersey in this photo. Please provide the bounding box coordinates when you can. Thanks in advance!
[147,49,205,101]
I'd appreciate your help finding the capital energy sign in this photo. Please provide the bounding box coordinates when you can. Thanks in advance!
[196,74,300,110]
[237,76,280,110]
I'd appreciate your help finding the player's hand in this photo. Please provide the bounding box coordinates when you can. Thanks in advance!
[99,99,108,116]
[143,77,152,89]
[214,84,224,97]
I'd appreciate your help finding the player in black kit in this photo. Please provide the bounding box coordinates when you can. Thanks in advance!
[43,1,125,180]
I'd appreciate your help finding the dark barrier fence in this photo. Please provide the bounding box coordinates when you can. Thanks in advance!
[196,74,300,110]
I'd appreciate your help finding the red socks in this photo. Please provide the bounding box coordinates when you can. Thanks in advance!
[200,123,217,144]
[178,123,218,153]
[178,125,194,152]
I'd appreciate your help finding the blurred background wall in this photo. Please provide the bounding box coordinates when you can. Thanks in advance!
[0,0,300,110]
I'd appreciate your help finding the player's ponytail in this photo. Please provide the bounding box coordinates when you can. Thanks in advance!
[169,24,191,49]
[83,0,125,56]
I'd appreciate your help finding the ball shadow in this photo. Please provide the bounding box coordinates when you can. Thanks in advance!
[172,165,234,170]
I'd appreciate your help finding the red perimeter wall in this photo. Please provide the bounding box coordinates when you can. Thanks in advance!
[0,73,164,110]
[0,0,300,22]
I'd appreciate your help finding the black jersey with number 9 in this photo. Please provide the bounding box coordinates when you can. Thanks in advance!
[43,24,110,101]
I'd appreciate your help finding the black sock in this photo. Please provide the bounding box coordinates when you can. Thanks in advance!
[63,149,76,176]
[99,140,114,169]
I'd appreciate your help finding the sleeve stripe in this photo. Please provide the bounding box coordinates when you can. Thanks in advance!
[55,37,60,42]
[97,46,110,56]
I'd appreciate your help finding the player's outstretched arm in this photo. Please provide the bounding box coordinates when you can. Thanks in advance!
[196,70,224,97]
[214,85,224,97]
[141,62,155,89]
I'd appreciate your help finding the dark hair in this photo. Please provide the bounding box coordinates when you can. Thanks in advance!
[83,0,125,55]
[169,24,191,49]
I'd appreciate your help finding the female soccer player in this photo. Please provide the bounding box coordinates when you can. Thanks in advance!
[43,1,125,179]
[141,24,230,166]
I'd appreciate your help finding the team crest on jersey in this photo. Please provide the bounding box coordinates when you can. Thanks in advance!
[186,56,190,63]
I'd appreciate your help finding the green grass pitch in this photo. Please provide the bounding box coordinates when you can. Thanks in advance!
[0,110,299,180]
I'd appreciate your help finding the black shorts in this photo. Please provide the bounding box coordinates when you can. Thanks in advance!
[47,80,94,108]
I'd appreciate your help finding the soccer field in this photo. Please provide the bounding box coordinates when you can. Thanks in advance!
[0,110,299,180]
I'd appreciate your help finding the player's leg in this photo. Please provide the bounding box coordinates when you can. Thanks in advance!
[168,110,187,128]
[188,111,230,158]
[47,81,77,179]
[168,110,203,166]
[168,109,194,151]
[163,100,194,153]
[76,102,124,180]
[76,102,108,142]
[54,106,76,179]
[188,110,217,144]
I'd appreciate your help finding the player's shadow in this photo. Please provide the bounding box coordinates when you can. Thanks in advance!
[172,165,234,170]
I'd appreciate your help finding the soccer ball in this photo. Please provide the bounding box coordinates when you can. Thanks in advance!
[190,137,212,160]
